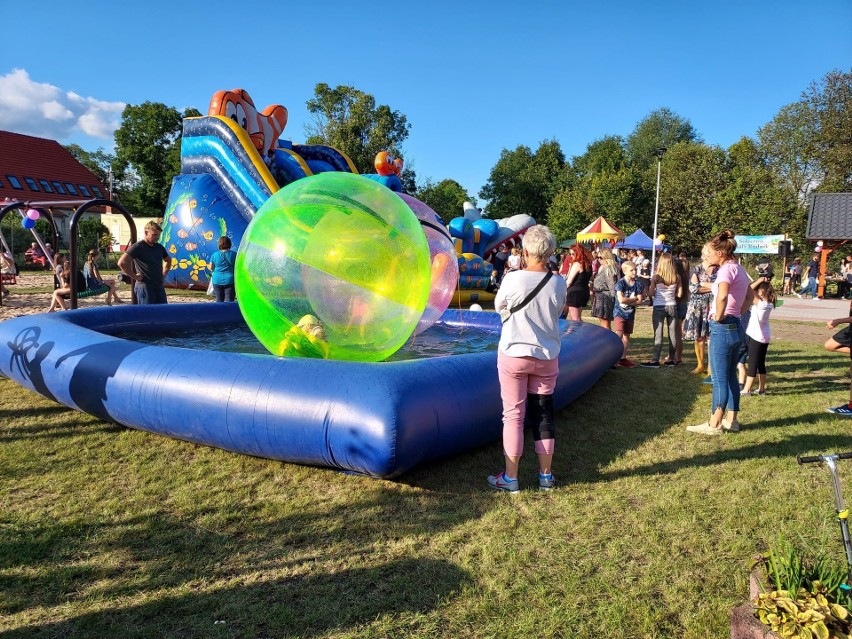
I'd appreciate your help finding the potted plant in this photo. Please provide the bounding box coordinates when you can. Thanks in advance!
[732,538,852,639]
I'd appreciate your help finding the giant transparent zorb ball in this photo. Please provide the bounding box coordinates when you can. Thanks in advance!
[235,172,431,362]
[397,193,459,335]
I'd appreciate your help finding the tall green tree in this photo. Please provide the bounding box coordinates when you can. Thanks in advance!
[805,69,852,192]
[716,137,801,243]
[479,140,565,220]
[304,83,413,181]
[757,101,820,202]
[415,179,474,222]
[655,142,727,255]
[546,136,640,240]
[626,108,702,171]
[113,102,201,216]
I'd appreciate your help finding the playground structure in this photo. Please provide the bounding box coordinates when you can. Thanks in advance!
[0,198,137,308]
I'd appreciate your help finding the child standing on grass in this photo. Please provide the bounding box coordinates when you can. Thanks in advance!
[824,297,852,416]
[741,277,776,396]
[489,225,567,494]
[613,261,644,368]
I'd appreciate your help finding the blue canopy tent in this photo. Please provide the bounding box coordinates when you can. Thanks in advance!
[612,228,671,252]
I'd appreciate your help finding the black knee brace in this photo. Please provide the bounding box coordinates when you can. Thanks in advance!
[529,393,556,441]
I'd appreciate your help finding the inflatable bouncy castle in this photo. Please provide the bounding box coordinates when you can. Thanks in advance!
[160,88,461,362]
[448,202,536,305]
[161,89,360,289]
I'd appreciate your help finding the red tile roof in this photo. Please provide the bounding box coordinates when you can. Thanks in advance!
[0,130,108,204]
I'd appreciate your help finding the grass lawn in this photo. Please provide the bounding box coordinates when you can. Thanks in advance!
[2,315,851,638]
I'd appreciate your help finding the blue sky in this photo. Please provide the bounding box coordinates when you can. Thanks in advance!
[2,0,850,207]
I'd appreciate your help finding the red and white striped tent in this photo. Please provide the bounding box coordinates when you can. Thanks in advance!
[576,216,625,243]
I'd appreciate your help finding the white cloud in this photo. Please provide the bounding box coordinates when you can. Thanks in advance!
[0,68,125,142]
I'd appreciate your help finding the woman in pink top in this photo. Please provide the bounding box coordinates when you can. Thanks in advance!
[687,230,753,436]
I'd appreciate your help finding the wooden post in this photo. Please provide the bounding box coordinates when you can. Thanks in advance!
[818,245,833,299]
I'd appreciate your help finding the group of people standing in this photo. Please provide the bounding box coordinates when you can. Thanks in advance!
[487,227,796,493]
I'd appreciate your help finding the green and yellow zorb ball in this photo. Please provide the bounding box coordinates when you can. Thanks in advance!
[235,172,431,362]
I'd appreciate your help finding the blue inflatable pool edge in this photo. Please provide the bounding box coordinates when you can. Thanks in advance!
[0,304,622,478]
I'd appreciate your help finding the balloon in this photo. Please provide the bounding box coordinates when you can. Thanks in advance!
[816,246,822,253]
[21,218,35,229]
[469,304,483,312]
[26,208,40,220]
[658,234,666,241]
[235,172,431,362]
[817,240,824,247]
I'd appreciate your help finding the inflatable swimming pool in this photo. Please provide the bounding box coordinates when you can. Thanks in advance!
[0,304,622,477]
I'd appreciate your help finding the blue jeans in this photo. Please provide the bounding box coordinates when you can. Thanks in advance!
[709,317,743,413]
[134,283,168,305]
[799,276,818,297]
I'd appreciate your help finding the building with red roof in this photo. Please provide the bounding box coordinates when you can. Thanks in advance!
[0,130,156,252]
[0,130,108,204]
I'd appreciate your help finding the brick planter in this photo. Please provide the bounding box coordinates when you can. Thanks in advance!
[730,603,778,639]
[730,571,780,639]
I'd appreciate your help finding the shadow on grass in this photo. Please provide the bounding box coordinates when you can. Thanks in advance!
[597,431,852,481]
[0,557,469,639]
[0,488,480,622]
[0,419,123,443]
[0,405,71,421]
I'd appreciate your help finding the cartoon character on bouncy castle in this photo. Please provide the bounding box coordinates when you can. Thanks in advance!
[208,88,288,157]
[364,151,404,192]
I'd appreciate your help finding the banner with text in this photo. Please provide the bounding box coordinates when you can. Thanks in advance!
[734,234,786,254]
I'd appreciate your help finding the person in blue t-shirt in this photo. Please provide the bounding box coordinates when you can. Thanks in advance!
[613,261,645,367]
[209,236,237,302]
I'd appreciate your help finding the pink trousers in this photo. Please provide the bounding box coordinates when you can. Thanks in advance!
[497,350,558,457]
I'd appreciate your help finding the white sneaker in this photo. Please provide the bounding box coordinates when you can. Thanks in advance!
[795,293,802,299]
[686,422,722,435]
[814,297,822,300]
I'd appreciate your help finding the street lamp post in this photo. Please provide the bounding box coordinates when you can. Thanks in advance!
[649,147,666,281]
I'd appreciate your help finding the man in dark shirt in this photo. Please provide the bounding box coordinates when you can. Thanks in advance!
[493,245,508,285]
[118,221,171,304]
[796,253,821,299]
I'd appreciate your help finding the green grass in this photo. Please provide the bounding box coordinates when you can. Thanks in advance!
[1,319,851,638]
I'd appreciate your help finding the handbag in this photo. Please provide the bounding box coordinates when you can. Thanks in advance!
[206,279,215,296]
[500,271,553,323]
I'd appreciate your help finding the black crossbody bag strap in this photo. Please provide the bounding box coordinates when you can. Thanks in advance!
[509,271,553,315]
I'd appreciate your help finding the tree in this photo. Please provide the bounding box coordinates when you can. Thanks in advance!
[65,144,115,186]
[757,101,821,202]
[626,108,702,171]
[546,187,595,243]
[479,140,565,220]
[804,69,852,193]
[654,142,727,255]
[114,102,201,216]
[716,137,801,244]
[547,136,641,239]
[77,218,112,260]
[304,83,412,178]
[415,179,475,222]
